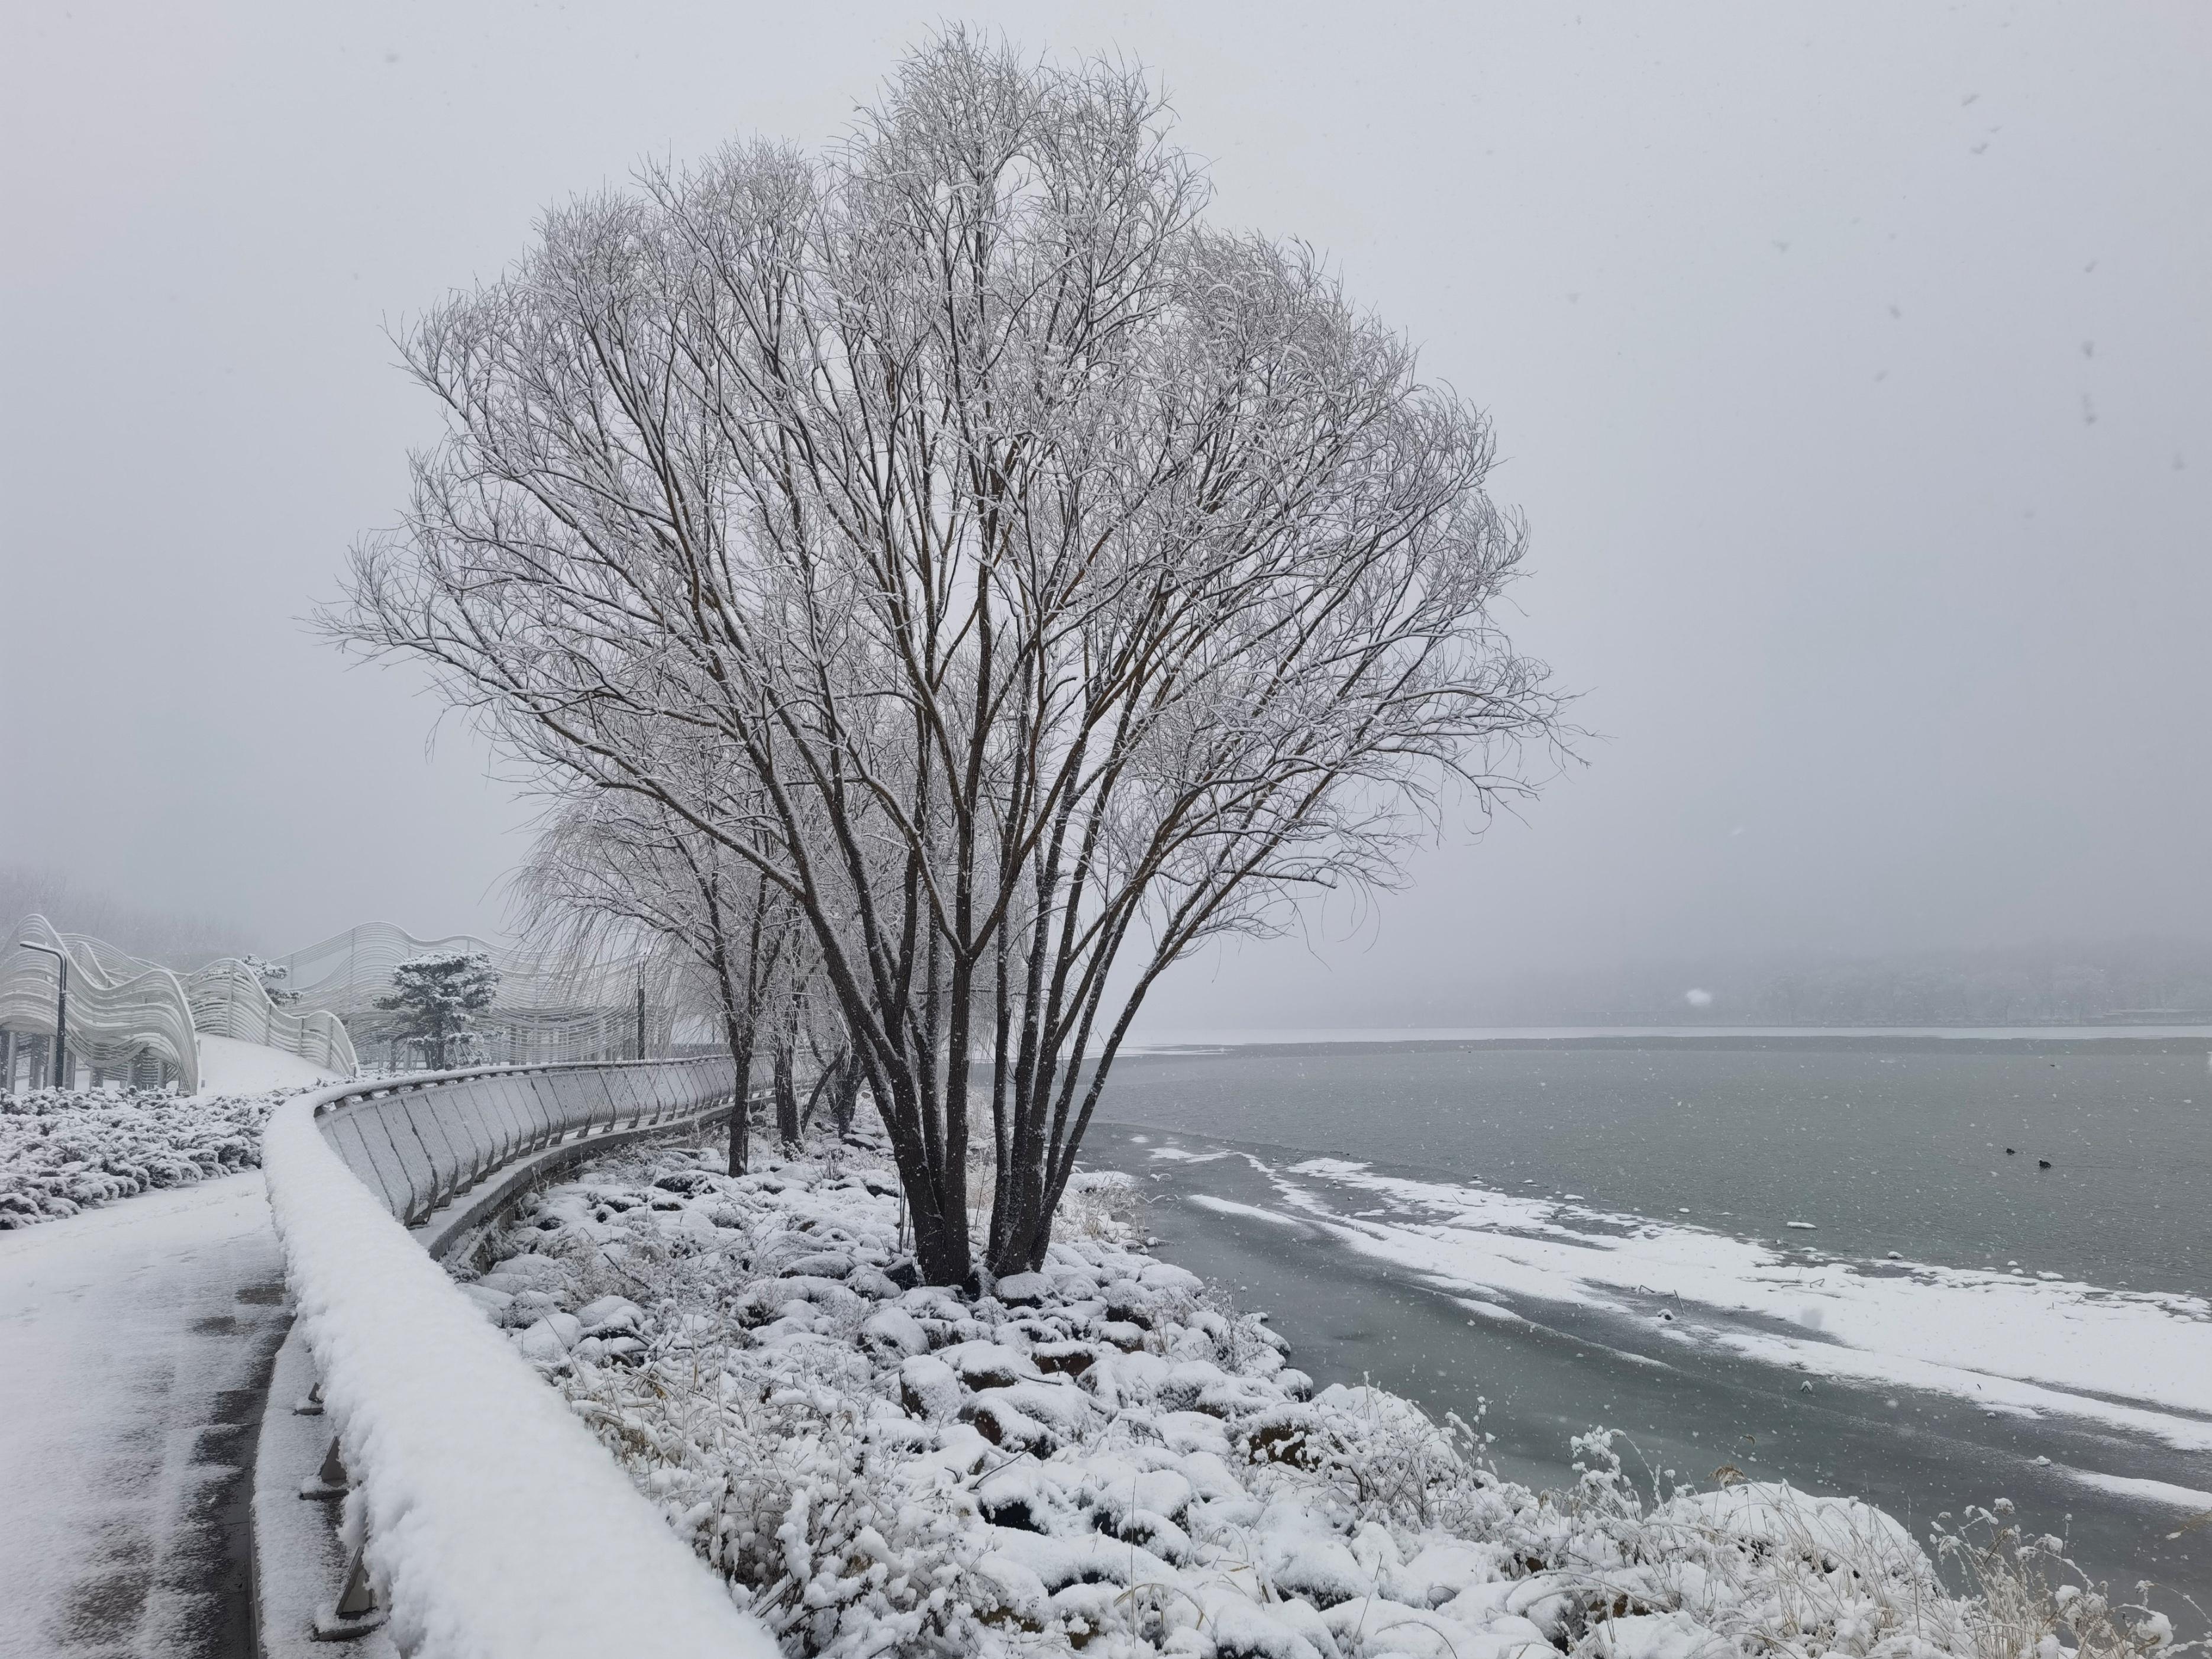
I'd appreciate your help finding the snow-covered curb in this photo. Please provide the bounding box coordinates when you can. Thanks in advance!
[261,1086,775,1658]
[0,1085,291,1228]
[457,1139,2195,1659]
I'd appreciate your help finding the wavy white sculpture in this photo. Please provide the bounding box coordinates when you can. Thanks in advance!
[268,922,676,1067]
[1,916,677,1095]
[1,916,209,1091]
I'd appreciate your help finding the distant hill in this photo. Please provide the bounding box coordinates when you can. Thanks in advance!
[1412,938,2212,1028]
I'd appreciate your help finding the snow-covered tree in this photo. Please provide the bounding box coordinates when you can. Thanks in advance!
[515,789,806,1174]
[376,951,499,1070]
[240,956,300,1006]
[329,31,1563,1282]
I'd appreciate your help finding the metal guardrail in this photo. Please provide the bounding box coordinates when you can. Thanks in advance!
[256,1057,763,1656]
[308,1056,737,1226]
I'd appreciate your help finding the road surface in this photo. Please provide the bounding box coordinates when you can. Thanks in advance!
[0,1173,287,1658]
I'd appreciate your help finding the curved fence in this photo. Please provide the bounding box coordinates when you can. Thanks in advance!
[257,1058,773,1658]
[1,915,203,1091]
[186,957,357,1077]
[272,921,677,1066]
[1,915,362,1093]
[301,1056,735,1227]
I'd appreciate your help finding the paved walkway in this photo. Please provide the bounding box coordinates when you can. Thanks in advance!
[0,1174,287,1659]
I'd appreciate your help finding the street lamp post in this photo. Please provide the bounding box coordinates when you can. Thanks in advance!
[17,938,70,1091]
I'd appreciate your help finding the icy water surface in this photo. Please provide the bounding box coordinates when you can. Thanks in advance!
[1080,1035,2212,1610]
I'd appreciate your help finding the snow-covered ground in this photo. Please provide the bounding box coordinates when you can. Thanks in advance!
[0,1170,289,1655]
[0,1082,298,1229]
[1198,1154,2212,1469]
[195,1032,343,1096]
[454,1138,2192,1659]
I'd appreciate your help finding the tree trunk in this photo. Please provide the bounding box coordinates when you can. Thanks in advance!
[829,1057,862,1138]
[772,1042,798,1150]
[853,1048,971,1286]
[799,1045,855,1135]
[800,1066,832,1133]
[725,1023,754,1176]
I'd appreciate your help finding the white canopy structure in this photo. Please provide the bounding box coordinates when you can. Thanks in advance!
[0,915,205,1090]
[0,915,686,1097]
[184,957,359,1076]
[4,915,355,1095]
[267,922,680,1069]
[266,922,508,1021]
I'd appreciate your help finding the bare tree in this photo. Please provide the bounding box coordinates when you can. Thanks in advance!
[515,790,795,1173]
[763,923,829,1153]
[329,31,1564,1283]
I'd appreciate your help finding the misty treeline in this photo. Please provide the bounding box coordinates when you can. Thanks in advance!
[1420,940,2212,1029]
[1701,942,2212,1027]
[327,33,1561,1284]
[0,866,253,971]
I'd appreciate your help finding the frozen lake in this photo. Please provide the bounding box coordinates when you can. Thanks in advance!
[1083,1033,2212,1606]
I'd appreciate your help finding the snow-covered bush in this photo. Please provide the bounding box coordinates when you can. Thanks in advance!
[1055,1169,1147,1244]
[454,1139,2203,1659]
[0,1084,292,1227]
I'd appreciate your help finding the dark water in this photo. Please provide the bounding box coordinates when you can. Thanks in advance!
[1096,1037,2212,1293]
[1079,1035,2212,1610]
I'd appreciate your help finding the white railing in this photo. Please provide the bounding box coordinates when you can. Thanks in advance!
[1,915,203,1090]
[1,915,364,1092]
[257,1059,774,1657]
[185,956,359,1076]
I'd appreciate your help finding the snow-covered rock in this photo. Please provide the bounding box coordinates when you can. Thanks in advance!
[517,1318,571,1364]
[859,1306,929,1357]
[576,1295,644,1337]
[898,1354,962,1419]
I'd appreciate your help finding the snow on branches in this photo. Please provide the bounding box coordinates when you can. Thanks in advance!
[328,31,1568,1282]
[376,950,499,1069]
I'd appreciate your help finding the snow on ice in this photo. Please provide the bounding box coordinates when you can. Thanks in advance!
[1240,1156,2212,1453]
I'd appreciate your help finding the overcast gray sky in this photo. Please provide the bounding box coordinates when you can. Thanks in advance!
[3,2,2206,1022]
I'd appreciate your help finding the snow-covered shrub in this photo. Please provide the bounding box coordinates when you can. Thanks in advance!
[1926,1502,2197,1659]
[1054,1168,1145,1244]
[0,1084,292,1227]
[454,1138,2204,1659]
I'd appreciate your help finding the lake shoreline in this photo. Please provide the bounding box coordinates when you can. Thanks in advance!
[1086,1114,2212,1610]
